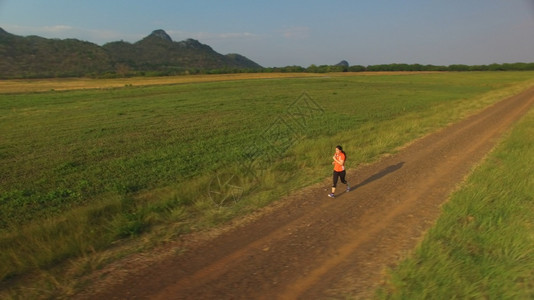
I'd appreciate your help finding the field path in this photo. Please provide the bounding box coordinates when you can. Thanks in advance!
[80,86,534,299]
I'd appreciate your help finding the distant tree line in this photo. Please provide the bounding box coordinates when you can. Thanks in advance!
[127,62,534,77]
[90,62,534,78]
[5,62,534,79]
[259,62,534,73]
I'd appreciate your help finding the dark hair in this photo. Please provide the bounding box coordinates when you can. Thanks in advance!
[336,145,347,159]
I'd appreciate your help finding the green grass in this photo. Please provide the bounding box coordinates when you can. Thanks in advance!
[376,100,534,299]
[1,72,534,291]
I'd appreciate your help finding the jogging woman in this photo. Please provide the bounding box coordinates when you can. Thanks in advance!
[329,145,350,198]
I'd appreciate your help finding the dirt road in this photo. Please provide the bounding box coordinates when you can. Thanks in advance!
[81,86,534,299]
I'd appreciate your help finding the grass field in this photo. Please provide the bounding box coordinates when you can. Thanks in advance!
[0,73,328,93]
[377,104,534,299]
[1,72,534,296]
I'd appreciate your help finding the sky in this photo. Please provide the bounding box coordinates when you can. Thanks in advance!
[1,0,533,67]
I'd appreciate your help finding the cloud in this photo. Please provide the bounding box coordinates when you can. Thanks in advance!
[40,25,74,33]
[2,24,137,44]
[281,26,310,39]
[5,24,73,35]
[167,30,259,41]
[218,32,257,39]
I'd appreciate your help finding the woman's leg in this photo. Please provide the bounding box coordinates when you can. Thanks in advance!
[340,170,350,191]
[331,171,339,194]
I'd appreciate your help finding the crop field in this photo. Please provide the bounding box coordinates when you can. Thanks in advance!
[1,71,534,288]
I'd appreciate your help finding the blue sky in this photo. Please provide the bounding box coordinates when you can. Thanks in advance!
[1,0,533,67]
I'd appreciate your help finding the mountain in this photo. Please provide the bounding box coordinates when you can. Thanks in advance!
[225,53,260,68]
[105,30,262,71]
[335,60,349,67]
[0,28,112,78]
[0,28,262,78]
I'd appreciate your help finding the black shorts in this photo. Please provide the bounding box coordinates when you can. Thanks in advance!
[332,170,347,187]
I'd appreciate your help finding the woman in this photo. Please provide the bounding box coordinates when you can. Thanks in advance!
[329,145,350,198]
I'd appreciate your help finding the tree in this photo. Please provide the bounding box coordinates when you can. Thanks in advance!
[348,65,366,72]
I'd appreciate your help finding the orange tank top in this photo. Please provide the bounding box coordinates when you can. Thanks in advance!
[334,152,345,172]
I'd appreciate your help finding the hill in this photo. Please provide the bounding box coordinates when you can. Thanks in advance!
[0,28,262,78]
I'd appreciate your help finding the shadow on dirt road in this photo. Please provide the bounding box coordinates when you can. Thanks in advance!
[351,162,405,191]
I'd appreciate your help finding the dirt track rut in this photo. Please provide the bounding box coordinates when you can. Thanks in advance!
[81,86,534,299]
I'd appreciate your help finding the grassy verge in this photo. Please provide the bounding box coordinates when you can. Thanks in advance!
[1,72,534,297]
[377,102,534,298]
